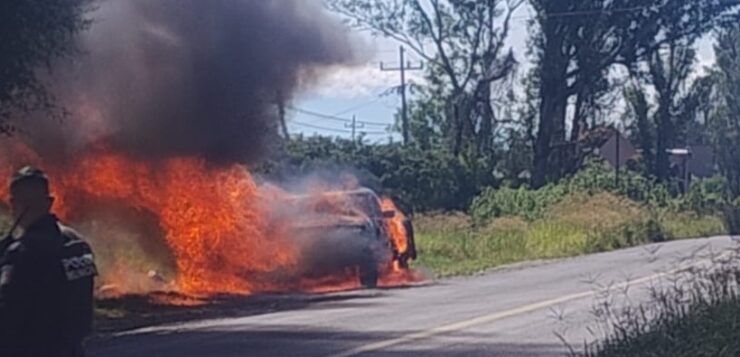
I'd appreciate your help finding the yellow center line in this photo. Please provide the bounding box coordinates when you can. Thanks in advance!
[325,251,732,357]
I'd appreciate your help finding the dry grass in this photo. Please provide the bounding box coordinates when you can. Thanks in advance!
[547,193,644,230]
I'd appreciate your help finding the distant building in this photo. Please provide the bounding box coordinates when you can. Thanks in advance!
[585,127,637,168]
[598,131,637,169]
[581,127,717,186]
[669,145,716,179]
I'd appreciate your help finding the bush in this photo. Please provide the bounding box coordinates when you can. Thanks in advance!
[679,176,728,214]
[470,159,730,225]
[469,184,567,223]
[266,137,494,212]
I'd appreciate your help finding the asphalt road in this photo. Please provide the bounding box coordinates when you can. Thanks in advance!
[89,236,738,357]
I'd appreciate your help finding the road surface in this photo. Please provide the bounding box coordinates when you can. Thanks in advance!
[89,236,738,357]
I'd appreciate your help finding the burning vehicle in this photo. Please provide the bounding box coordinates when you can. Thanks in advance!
[0,0,423,299]
[279,188,416,288]
[0,148,421,297]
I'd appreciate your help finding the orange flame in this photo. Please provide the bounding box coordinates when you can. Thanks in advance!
[380,198,409,259]
[62,150,298,294]
[0,142,421,297]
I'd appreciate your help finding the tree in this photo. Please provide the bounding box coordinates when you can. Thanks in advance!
[326,0,523,155]
[706,25,740,197]
[529,0,740,187]
[0,0,91,133]
[625,41,700,181]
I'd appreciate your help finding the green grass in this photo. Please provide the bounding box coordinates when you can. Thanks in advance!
[659,213,727,239]
[414,192,729,277]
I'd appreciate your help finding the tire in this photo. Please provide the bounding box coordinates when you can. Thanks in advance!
[396,256,409,269]
[358,263,379,289]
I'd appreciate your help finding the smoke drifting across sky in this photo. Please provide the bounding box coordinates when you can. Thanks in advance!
[22,0,353,164]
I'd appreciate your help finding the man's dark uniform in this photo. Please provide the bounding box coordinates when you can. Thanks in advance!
[0,214,97,357]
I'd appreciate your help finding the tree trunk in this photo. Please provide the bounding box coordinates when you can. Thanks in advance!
[654,102,673,181]
[533,90,567,188]
[452,99,464,156]
[531,18,571,188]
[477,83,494,155]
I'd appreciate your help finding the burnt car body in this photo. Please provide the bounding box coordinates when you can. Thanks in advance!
[282,188,416,288]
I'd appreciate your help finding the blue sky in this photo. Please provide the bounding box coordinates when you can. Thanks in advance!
[289,4,716,142]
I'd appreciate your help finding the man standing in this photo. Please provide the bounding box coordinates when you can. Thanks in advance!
[0,167,97,357]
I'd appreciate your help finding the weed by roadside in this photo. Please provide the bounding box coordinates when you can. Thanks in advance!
[414,192,728,277]
[575,246,740,357]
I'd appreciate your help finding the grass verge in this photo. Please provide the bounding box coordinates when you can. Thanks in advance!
[580,250,740,357]
[414,192,728,277]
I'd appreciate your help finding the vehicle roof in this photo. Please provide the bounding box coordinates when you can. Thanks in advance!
[283,187,379,200]
[291,213,372,229]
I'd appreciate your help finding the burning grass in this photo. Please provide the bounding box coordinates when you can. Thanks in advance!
[414,193,728,277]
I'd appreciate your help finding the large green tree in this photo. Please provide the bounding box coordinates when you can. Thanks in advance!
[529,0,740,187]
[625,41,702,182]
[0,0,90,133]
[706,25,740,197]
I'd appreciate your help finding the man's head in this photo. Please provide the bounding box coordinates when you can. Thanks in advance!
[9,166,54,228]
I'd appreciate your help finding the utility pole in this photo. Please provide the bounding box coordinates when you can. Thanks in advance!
[381,46,423,146]
[344,115,364,143]
[276,90,289,139]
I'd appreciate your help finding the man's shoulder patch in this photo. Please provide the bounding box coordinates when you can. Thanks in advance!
[61,253,97,281]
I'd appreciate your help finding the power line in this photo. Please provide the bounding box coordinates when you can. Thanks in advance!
[513,1,740,20]
[543,4,664,18]
[332,96,384,116]
[286,105,388,126]
[358,131,392,135]
[290,121,352,134]
[290,120,390,136]
[286,105,351,122]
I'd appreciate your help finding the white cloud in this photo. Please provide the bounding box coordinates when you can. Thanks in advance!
[303,63,426,99]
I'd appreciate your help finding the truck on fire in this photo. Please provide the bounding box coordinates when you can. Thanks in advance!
[282,188,416,288]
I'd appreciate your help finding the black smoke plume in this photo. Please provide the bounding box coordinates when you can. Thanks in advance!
[21,0,352,164]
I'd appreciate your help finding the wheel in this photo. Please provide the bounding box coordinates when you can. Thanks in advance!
[396,256,409,269]
[358,263,379,289]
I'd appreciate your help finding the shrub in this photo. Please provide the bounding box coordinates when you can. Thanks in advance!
[269,137,493,212]
[679,176,728,214]
[470,158,730,225]
[469,185,567,223]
